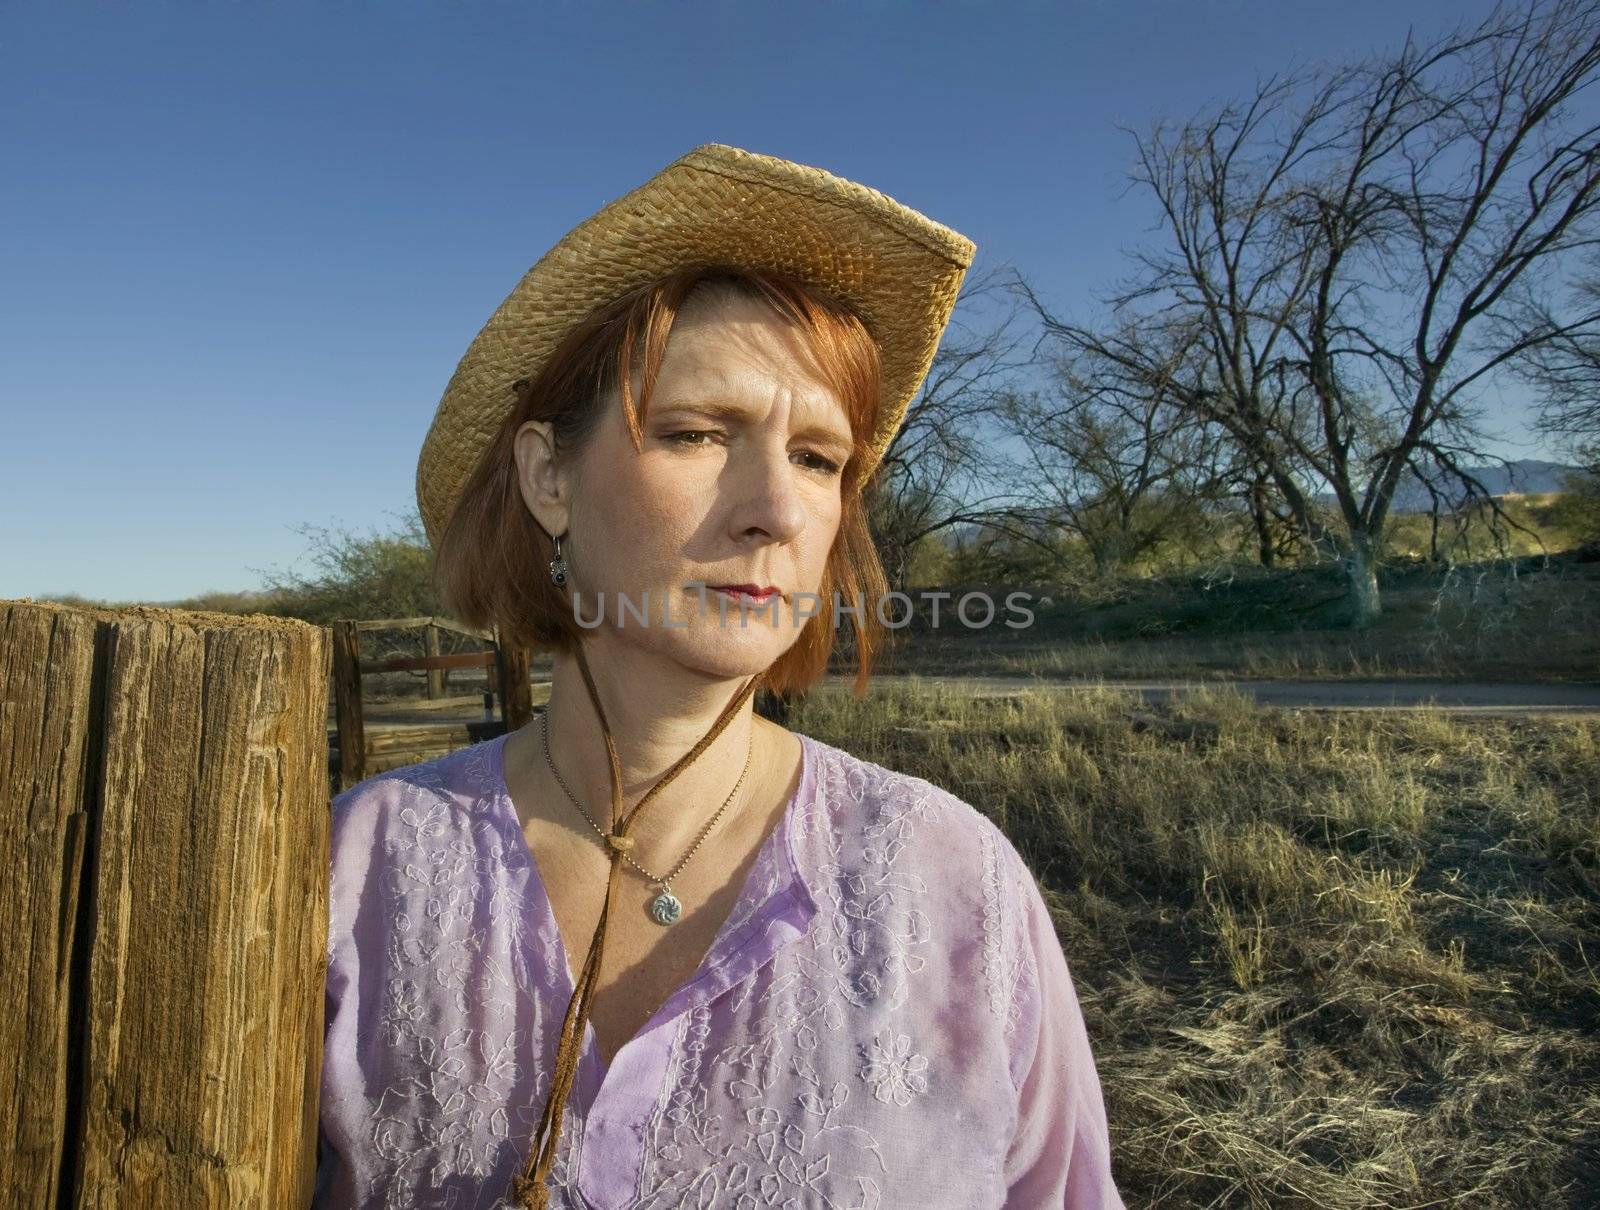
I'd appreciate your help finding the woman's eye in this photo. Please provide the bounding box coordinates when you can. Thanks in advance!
[796,450,843,476]
[665,430,721,447]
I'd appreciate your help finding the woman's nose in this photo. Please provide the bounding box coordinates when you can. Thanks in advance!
[732,438,807,542]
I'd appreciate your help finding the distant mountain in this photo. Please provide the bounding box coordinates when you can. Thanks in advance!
[927,460,1583,545]
[1313,459,1581,514]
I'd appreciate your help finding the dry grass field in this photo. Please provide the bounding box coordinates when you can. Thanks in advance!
[792,681,1600,1208]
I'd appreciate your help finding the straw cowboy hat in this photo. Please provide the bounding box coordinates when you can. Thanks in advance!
[414,142,977,549]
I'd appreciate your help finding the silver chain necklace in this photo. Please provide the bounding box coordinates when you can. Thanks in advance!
[538,711,754,926]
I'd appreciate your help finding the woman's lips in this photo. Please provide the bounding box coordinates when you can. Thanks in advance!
[710,585,779,603]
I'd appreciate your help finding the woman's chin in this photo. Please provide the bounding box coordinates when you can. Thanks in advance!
[640,625,796,679]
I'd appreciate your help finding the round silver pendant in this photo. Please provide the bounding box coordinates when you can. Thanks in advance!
[648,888,682,926]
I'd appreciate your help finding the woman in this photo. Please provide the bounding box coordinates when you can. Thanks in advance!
[317,143,1123,1209]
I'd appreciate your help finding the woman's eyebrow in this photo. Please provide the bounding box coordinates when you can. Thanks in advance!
[651,399,753,424]
[652,398,853,449]
[794,419,855,454]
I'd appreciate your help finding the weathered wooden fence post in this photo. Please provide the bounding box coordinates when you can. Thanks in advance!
[423,622,443,700]
[494,637,534,733]
[1,599,331,1208]
[330,620,365,792]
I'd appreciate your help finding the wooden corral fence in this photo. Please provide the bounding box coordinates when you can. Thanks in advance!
[329,616,540,792]
[1,599,329,1207]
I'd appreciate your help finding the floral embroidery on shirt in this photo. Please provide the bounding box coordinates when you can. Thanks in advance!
[857,1029,929,1107]
[328,756,589,1209]
[979,824,1029,1046]
[802,749,935,1013]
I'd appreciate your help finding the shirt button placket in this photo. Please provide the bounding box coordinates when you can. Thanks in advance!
[575,1027,677,1210]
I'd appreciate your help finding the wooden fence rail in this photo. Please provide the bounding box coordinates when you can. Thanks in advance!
[330,619,534,791]
[1,599,329,1208]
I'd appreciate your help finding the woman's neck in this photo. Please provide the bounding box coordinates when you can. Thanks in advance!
[511,647,779,862]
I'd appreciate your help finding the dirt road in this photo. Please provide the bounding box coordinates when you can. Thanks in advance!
[817,674,1600,716]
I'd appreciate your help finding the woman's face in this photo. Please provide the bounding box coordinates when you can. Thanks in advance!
[523,285,855,680]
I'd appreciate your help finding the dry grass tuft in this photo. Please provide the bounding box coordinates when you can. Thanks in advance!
[794,682,1600,1208]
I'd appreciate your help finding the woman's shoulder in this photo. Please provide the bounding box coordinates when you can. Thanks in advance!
[325,739,521,940]
[331,736,505,829]
[796,730,1029,886]
[792,732,1046,1040]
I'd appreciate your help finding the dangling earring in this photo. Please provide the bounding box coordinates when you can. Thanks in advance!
[549,532,569,587]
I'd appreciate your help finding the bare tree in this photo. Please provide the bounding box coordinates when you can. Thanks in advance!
[1014,0,1600,626]
[998,321,1244,576]
[1520,264,1600,485]
[1236,455,1318,567]
[867,264,1050,586]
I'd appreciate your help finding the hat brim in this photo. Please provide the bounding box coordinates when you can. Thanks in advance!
[415,143,977,550]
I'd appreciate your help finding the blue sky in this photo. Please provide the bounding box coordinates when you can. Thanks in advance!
[4,0,1546,604]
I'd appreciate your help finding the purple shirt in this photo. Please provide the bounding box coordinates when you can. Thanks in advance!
[316,729,1124,1208]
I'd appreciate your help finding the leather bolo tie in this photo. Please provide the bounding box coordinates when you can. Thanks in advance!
[512,533,764,1207]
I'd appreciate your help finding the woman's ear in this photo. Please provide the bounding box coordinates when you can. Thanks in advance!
[513,420,571,536]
